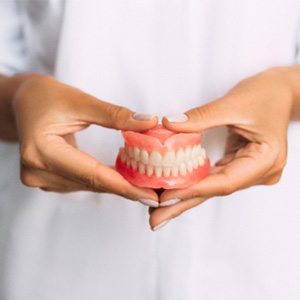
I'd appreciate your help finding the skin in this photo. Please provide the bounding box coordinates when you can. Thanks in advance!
[150,66,300,230]
[0,73,159,202]
[1,66,300,230]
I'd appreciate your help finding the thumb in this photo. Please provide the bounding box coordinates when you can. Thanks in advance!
[162,98,239,133]
[80,96,158,131]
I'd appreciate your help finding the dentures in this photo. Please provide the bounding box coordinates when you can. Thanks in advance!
[115,125,210,189]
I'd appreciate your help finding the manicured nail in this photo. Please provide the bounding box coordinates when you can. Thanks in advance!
[139,199,159,207]
[165,113,188,123]
[152,219,171,231]
[132,112,156,121]
[160,198,181,207]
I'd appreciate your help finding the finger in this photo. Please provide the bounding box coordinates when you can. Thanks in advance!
[160,142,274,203]
[21,166,91,193]
[78,96,158,131]
[162,97,243,133]
[42,135,159,202]
[149,197,209,231]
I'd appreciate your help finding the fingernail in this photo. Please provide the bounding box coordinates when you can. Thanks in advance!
[152,219,171,231]
[160,198,181,207]
[132,112,156,121]
[139,199,159,208]
[165,113,188,123]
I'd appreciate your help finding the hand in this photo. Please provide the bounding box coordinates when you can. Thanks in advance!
[150,67,296,230]
[11,74,159,204]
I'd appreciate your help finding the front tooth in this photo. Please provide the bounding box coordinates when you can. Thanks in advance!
[138,162,145,175]
[184,146,192,162]
[163,167,171,177]
[128,147,134,158]
[176,148,185,164]
[149,151,162,166]
[162,151,175,166]
[131,159,137,171]
[155,166,162,178]
[193,158,199,169]
[140,149,149,164]
[146,165,154,177]
[187,161,193,173]
[133,147,140,161]
[172,166,179,177]
[179,163,187,176]
[120,148,126,162]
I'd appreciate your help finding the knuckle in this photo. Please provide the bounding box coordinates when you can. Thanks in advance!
[219,181,236,196]
[108,104,128,129]
[20,144,43,169]
[265,173,282,186]
[81,164,105,192]
[273,157,287,174]
[20,169,40,187]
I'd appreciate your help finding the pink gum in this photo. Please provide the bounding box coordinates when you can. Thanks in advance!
[122,131,202,154]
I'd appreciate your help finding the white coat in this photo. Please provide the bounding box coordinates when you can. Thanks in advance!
[1,1,300,299]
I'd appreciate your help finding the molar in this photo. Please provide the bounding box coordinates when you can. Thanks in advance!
[120,148,126,163]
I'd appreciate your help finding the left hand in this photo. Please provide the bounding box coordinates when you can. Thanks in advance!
[150,67,296,230]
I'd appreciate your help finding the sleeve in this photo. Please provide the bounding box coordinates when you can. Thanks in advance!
[0,0,27,75]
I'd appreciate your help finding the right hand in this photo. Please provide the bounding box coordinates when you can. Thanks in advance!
[12,74,159,204]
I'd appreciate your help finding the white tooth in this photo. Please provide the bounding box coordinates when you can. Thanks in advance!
[163,167,171,177]
[120,148,126,162]
[146,165,154,177]
[149,151,162,166]
[138,162,145,174]
[193,158,199,169]
[155,166,162,178]
[128,147,134,158]
[187,161,193,173]
[162,151,176,166]
[179,163,187,176]
[200,148,206,159]
[172,166,179,177]
[176,148,185,164]
[198,156,205,166]
[126,156,131,167]
[133,147,140,161]
[197,145,202,155]
[184,146,192,162]
[191,146,198,158]
[131,159,137,171]
[140,149,149,164]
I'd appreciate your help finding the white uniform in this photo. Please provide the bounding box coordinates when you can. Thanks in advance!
[1,1,300,299]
